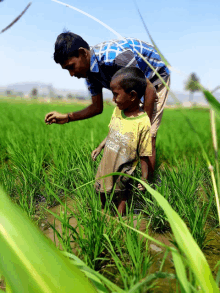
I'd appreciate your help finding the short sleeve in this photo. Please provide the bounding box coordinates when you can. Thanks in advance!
[108,107,117,128]
[85,77,103,97]
[138,123,152,157]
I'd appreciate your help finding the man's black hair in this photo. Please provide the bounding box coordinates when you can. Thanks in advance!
[111,67,147,99]
[54,31,90,64]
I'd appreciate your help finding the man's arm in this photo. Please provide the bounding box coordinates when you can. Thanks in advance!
[144,78,157,122]
[140,156,149,181]
[45,93,103,124]
[138,156,149,190]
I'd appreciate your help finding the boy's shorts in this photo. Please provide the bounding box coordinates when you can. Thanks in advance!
[140,77,170,137]
[150,76,170,137]
[95,175,133,194]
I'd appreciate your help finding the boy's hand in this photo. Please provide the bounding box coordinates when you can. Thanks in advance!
[91,146,102,161]
[45,111,69,125]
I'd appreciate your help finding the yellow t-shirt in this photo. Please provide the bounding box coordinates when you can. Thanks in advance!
[95,107,152,193]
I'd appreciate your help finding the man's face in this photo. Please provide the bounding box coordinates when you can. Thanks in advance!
[61,49,90,79]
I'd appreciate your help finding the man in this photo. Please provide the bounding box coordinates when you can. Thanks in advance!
[45,32,170,181]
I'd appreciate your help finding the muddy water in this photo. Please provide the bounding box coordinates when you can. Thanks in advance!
[41,199,220,292]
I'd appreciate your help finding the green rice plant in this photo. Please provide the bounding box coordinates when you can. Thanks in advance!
[103,213,166,292]
[0,101,113,217]
[46,184,121,271]
[139,159,215,249]
[135,172,171,232]
[157,108,214,165]
[201,170,220,227]
[47,186,175,292]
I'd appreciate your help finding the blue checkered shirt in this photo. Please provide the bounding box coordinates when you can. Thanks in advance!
[86,37,170,97]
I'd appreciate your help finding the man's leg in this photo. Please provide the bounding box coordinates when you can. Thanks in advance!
[144,77,170,181]
[148,136,157,183]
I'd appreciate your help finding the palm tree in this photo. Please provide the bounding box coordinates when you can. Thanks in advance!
[31,88,38,99]
[184,73,200,103]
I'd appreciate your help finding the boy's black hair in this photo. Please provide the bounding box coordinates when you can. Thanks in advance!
[54,31,90,64]
[111,67,147,99]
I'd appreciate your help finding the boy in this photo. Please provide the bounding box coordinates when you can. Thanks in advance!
[91,67,152,215]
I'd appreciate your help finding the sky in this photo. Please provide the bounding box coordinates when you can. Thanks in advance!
[1,0,220,95]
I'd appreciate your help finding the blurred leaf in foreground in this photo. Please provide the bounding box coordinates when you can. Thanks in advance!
[203,90,220,119]
[0,186,97,293]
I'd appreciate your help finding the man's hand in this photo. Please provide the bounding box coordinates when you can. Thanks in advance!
[138,177,147,191]
[45,111,69,125]
[137,183,146,191]
[91,146,102,161]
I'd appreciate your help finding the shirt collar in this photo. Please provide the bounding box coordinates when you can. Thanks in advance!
[89,48,99,73]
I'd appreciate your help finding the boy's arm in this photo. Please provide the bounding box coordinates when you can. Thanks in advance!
[91,136,107,161]
[45,93,103,124]
[98,137,107,149]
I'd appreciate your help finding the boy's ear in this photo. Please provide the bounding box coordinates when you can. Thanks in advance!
[130,90,138,101]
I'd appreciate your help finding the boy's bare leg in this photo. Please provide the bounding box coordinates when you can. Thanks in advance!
[116,188,132,216]
[117,197,127,215]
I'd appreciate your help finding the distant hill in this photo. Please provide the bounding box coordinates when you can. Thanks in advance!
[0,82,90,98]
[0,82,220,104]
[167,90,220,106]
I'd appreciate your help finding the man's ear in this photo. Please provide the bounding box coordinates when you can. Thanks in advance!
[78,47,87,57]
[130,90,138,101]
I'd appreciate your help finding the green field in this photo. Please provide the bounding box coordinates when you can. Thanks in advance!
[0,99,220,292]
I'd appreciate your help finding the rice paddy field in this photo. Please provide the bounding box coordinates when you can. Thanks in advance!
[1,98,220,292]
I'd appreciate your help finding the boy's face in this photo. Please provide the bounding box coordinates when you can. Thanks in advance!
[61,48,90,79]
[110,77,135,111]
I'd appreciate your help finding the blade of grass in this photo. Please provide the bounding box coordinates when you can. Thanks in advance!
[171,252,190,293]
[127,272,175,293]
[0,2,32,34]
[204,90,220,118]
[133,0,171,68]
[63,252,126,293]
